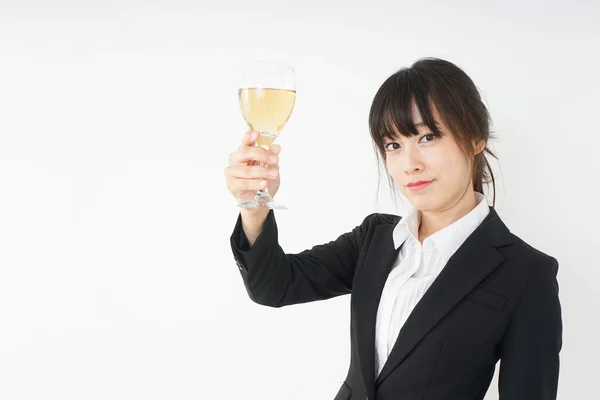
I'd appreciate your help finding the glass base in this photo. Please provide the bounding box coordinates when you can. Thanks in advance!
[237,191,287,210]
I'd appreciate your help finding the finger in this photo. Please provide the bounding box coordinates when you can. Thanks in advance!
[241,130,260,147]
[270,144,281,155]
[226,165,279,180]
[229,146,279,166]
[228,177,268,192]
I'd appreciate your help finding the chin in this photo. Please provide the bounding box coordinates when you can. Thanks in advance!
[406,194,441,213]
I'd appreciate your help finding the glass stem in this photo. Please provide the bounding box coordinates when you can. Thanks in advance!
[256,158,270,198]
[255,131,277,199]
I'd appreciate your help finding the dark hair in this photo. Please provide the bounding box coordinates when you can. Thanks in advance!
[368,57,497,207]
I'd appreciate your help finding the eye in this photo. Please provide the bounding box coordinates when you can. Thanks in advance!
[421,133,438,142]
[384,142,401,152]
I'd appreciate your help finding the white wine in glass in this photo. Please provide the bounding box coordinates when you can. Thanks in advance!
[237,63,296,209]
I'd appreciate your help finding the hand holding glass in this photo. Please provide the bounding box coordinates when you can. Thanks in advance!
[237,63,296,209]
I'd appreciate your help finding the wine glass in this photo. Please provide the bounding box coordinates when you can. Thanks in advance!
[237,62,296,210]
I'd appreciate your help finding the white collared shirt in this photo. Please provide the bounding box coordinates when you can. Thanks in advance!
[374,192,491,376]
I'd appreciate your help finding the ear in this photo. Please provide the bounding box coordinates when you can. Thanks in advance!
[473,139,486,155]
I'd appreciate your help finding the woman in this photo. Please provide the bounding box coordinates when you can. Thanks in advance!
[224,58,562,400]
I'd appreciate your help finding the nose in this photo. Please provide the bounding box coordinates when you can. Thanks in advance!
[403,145,424,174]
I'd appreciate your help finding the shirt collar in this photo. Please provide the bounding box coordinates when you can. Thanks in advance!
[392,192,490,263]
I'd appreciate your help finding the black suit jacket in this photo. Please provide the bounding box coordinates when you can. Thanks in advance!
[230,208,562,400]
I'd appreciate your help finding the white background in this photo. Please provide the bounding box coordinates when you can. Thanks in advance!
[0,0,599,399]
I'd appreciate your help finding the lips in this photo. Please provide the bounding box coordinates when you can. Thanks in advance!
[407,180,432,187]
[406,180,433,191]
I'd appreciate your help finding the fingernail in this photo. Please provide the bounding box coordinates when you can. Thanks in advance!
[251,131,258,139]
[268,169,278,177]
[269,155,278,163]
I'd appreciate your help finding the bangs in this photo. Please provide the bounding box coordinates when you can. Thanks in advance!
[369,68,443,151]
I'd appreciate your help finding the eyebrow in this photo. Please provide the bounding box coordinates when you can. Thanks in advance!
[383,121,432,142]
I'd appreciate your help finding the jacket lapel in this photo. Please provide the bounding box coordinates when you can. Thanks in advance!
[374,207,512,385]
[353,220,401,400]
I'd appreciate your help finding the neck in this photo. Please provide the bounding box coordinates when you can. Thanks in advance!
[418,188,479,243]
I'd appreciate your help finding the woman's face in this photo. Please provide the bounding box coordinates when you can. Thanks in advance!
[383,105,480,214]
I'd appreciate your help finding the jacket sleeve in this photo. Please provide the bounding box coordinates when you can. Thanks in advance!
[230,210,375,307]
[498,256,563,399]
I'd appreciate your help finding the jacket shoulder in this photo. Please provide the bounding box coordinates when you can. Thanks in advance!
[362,212,402,227]
[506,232,559,272]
